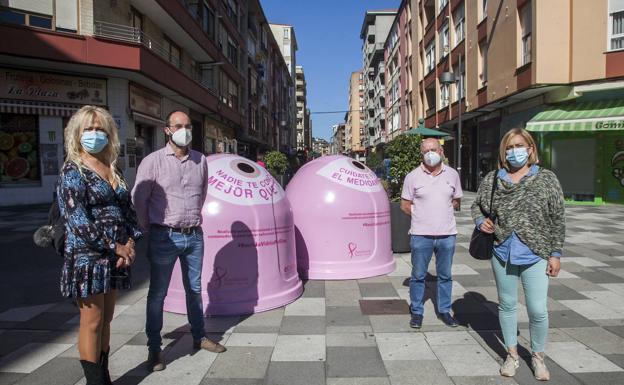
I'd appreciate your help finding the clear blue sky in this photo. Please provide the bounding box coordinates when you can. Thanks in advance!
[260,0,399,141]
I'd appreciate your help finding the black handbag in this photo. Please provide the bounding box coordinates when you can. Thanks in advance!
[469,173,498,260]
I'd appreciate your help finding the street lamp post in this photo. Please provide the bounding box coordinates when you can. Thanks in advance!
[439,54,462,187]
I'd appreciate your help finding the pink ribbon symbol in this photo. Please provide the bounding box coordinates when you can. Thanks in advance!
[348,242,357,258]
[209,266,228,289]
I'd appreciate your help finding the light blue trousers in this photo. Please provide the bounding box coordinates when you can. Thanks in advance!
[491,257,549,353]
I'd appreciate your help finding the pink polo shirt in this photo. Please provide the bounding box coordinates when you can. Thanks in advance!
[401,164,463,236]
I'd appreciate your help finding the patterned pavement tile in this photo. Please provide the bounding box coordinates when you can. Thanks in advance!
[558,300,624,320]
[265,362,325,385]
[271,335,325,362]
[327,378,390,385]
[358,283,399,298]
[375,332,436,361]
[326,347,387,378]
[279,316,326,335]
[326,306,371,326]
[204,347,271,380]
[0,343,72,374]
[284,297,326,316]
[326,332,377,347]
[224,333,277,347]
[546,341,624,373]
[383,360,453,385]
[430,344,500,377]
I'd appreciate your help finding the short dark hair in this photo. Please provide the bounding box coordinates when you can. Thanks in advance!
[165,110,185,127]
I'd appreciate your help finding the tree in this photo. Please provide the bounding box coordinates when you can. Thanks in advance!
[384,134,422,201]
[264,150,289,177]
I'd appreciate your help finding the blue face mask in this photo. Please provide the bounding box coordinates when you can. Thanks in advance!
[506,147,529,168]
[81,131,109,154]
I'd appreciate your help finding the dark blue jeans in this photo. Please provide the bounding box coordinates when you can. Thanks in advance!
[146,227,204,352]
[409,235,456,315]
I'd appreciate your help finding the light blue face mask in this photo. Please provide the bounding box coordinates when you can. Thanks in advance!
[81,131,109,154]
[506,147,529,168]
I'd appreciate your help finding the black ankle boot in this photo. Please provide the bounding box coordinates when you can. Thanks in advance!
[80,360,105,385]
[100,349,112,385]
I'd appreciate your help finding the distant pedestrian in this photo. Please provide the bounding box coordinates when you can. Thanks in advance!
[256,152,266,168]
[400,138,463,329]
[57,105,141,384]
[471,128,565,381]
[132,110,225,373]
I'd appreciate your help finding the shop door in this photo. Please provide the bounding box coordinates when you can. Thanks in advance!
[135,124,154,166]
[552,138,595,201]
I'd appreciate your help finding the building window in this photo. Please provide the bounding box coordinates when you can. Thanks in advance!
[202,2,215,39]
[0,7,52,29]
[519,2,532,65]
[610,3,624,51]
[453,2,465,46]
[479,40,488,86]
[480,0,488,21]
[283,27,290,39]
[0,114,40,185]
[425,41,436,73]
[439,0,449,11]
[227,41,238,68]
[162,37,181,68]
[439,22,449,58]
[440,83,449,108]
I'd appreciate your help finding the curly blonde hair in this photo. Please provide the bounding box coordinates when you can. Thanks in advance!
[63,105,122,187]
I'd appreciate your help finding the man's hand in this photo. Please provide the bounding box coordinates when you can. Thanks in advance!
[452,198,460,210]
[546,257,561,277]
[400,199,412,216]
[479,218,495,234]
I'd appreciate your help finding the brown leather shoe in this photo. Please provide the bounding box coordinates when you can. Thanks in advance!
[147,350,166,372]
[193,337,226,353]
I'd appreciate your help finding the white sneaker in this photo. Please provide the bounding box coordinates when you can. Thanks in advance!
[531,352,551,381]
[500,354,520,377]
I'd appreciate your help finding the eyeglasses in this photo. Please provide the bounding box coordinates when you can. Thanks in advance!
[167,124,193,130]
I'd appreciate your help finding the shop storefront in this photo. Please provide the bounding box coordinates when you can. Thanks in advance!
[527,99,624,204]
[204,114,237,155]
[0,67,106,206]
[128,84,163,168]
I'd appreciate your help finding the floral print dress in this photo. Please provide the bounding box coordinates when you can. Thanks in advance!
[57,161,142,298]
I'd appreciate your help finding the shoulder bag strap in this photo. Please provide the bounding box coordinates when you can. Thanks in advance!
[488,170,499,220]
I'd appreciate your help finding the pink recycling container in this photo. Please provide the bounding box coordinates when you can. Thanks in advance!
[164,154,303,316]
[286,155,394,280]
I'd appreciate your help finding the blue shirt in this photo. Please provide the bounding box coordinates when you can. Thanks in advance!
[476,165,561,265]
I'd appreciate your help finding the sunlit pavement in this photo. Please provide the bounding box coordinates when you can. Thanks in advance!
[1,194,624,385]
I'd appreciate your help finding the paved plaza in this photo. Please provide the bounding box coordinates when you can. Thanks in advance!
[1,194,624,384]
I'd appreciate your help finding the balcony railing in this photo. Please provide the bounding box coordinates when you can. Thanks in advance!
[93,21,217,96]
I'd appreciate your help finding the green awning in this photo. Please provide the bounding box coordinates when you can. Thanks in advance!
[526,100,624,132]
[405,125,450,137]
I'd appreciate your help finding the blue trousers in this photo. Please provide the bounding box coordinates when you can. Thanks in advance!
[409,235,456,315]
[146,227,205,352]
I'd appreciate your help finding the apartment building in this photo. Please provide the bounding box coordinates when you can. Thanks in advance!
[380,0,624,203]
[304,107,312,152]
[294,65,308,152]
[0,0,294,205]
[312,136,330,157]
[245,1,294,158]
[360,10,397,150]
[331,123,346,155]
[270,23,298,153]
[345,70,365,160]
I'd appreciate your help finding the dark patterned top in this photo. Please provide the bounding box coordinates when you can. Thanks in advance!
[57,161,142,298]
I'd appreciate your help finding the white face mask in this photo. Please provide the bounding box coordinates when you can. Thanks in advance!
[423,151,442,167]
[169,128,192,147]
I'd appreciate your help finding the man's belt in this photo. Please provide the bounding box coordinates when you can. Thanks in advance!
[151,224,199,235]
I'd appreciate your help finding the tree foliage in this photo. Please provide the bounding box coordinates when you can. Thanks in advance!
[264,150,289,176]
[385,134,422,201]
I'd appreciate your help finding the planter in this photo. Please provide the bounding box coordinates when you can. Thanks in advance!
[390,201,411,253]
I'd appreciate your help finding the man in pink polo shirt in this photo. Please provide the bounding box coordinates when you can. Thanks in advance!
[400,138,463,329]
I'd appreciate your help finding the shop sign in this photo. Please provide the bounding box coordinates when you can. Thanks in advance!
[129,84,161,118]
[595,120,624,130]
[0,67,106,105]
